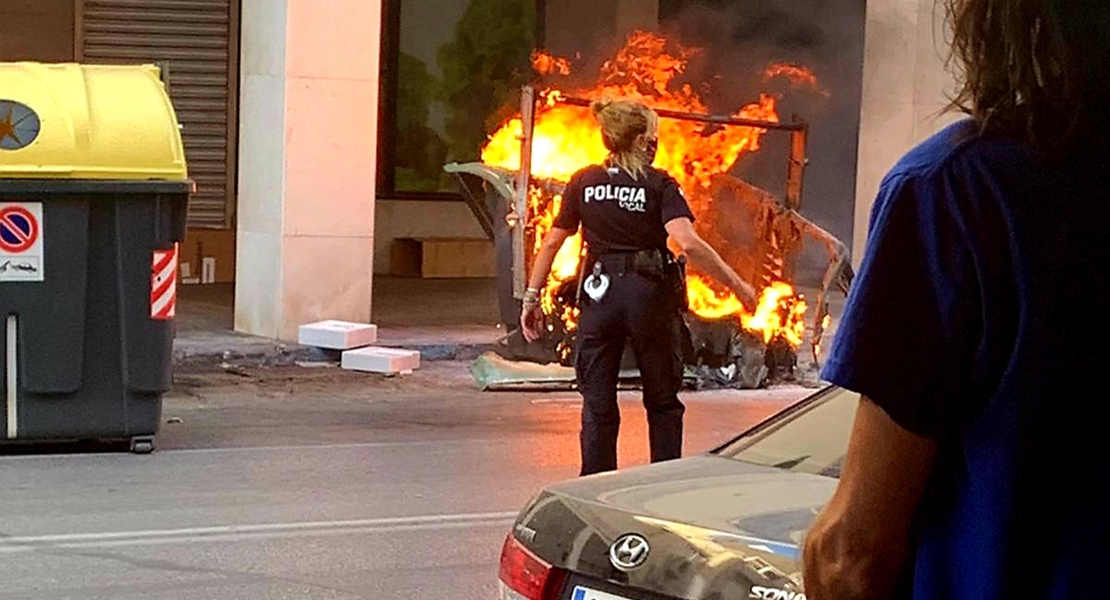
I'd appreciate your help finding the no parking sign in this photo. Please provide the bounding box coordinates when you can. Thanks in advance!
[0,202,43,282]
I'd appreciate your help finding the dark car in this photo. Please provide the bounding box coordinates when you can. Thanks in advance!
[497,386,860,600]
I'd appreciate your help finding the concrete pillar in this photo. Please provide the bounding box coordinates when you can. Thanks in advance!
[236,0,380,341]
[852,0,960,264]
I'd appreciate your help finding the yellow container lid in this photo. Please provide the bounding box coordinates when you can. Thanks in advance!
[0,62,188,181]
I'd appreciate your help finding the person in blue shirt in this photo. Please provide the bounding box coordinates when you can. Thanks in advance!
[803,1,1109,599]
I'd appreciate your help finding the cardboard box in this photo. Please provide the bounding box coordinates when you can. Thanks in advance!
[391,237,495,278]
[180,228,236,284]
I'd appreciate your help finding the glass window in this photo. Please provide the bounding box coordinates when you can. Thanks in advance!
[383,0,540,196]
[717,386,859,478]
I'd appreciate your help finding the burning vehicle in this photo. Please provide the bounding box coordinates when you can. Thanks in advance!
[448,32,852,389]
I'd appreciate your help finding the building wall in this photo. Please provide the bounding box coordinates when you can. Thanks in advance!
[852,0,961,263]
[373,0,659,278]
[373,201,488,275]
[0,0,74,62]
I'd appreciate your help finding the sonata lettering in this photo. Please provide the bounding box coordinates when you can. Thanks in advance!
[749,586,807,600]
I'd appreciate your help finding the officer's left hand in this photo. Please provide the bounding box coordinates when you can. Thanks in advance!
[521,305,546,342]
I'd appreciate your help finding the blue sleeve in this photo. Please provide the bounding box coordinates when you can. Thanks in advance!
[821,173,981,439]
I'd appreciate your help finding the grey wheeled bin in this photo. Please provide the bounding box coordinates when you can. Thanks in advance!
[0,62,192,453]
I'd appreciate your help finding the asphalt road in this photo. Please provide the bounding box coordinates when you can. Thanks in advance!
[0,362,810,600]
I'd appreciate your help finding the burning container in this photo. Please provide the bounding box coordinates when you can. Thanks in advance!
[448,32,853,388]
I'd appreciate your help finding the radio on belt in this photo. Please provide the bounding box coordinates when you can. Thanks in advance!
[0,62,192,453]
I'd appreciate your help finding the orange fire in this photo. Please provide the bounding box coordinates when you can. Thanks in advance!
[814,313,834,358]
[485,32,780,195]
[764,63,829,96]
[529,187,584,329]
[483,31,817,348]
[742,282,809,346]
[532,51,572,76]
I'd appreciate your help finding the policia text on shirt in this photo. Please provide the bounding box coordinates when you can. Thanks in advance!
[583,183,648,212]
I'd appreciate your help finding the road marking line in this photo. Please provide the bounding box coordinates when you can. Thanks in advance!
[0,439,513,461]
[0,511,519,552]
[0,520,516,553]
[163,439,500,455]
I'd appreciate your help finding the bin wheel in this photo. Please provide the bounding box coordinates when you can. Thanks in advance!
[130,437,155,454]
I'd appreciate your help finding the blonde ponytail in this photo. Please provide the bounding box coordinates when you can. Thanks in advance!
[591,98,657,179]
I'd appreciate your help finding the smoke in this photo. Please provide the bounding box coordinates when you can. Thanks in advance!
[648,0,867,282]
[534,0,867,279]
[660,0,864,102]
[662,0,866,248]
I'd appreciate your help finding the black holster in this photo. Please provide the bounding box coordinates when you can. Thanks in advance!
[665,253,689,312]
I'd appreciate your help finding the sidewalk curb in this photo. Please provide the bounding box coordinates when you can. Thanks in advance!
[173,340,501,368]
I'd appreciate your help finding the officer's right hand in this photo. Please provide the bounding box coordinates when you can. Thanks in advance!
[521,305,546,342]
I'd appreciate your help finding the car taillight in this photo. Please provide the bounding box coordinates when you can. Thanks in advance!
[498,532,567,600]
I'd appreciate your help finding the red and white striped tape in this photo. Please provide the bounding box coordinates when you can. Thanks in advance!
[151,244,179,321]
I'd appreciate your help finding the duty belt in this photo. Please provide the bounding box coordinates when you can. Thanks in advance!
[591,249,671,279]
[576,248,688,310]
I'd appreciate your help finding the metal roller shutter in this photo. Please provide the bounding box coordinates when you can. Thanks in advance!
[78,0,239,229]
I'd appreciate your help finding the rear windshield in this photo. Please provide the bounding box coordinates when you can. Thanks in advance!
[716,386,859,478]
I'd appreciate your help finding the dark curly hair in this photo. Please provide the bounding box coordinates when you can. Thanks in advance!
[946,0,1110,153]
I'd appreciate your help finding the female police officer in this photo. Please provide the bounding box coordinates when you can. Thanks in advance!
[521,98,758,476]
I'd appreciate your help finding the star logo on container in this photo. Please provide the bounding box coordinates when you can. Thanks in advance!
[0,110,17,145]
[0,100,41,151]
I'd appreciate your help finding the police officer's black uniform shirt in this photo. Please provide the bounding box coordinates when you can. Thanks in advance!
[554,164,695,254]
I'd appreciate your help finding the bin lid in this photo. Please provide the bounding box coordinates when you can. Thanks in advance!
[0,62,188,181]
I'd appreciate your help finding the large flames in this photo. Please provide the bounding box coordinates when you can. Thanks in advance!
[483,31,817,348]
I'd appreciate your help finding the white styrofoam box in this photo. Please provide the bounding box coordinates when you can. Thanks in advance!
[341,347,421,374]
[298,320,379,350]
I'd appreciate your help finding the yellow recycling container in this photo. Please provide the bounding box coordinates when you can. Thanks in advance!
[0,62,188,180]
[0,62,193,453]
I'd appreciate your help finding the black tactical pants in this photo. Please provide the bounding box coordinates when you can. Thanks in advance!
[575,271,686,476]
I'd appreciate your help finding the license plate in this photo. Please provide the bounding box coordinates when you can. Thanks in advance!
[571,586,633,600]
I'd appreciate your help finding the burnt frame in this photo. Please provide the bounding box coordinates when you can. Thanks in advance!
[511,90,852,365]
[377,0,548,202]
[517,90,811,296]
